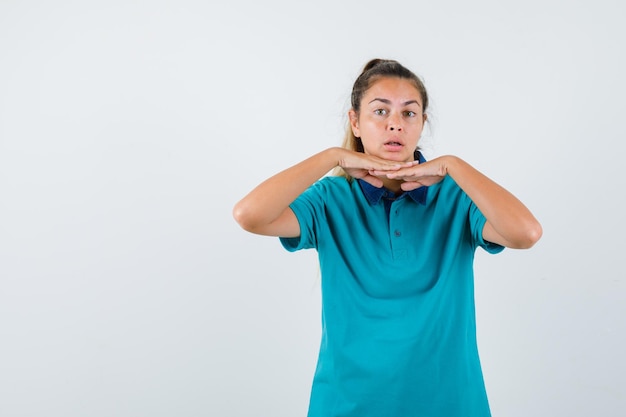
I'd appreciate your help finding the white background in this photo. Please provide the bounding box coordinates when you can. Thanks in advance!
[1,1,624,416]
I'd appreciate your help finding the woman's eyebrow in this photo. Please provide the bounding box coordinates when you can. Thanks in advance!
[368,98,421,107]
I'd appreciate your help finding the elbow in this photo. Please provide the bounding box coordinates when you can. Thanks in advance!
[232,200,270,234]
[232,201,257,233]
[513,221,543,249]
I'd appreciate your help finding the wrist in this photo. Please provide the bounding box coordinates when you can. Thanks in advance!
[441,155,462,176]
[328,147,348,168]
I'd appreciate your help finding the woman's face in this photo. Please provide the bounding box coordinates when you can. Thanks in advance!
[349,77,426,162]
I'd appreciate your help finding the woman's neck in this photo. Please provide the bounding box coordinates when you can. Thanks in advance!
[381,178,404,195]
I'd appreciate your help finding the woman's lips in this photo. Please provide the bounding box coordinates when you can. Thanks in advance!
[384,141,404,151]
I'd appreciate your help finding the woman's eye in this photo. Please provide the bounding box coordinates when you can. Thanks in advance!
[374,109,387,116]
[404,111,416,117]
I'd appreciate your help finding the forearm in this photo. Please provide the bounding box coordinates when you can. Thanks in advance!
[444,156,542,248]
[233,147,342,232]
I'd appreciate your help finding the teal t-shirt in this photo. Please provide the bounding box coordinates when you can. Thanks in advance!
[280,175,504,417]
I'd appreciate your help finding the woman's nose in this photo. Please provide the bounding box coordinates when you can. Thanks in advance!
[387,114,402,131]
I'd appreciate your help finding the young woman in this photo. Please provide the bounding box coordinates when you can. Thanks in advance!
[233,59,542,417]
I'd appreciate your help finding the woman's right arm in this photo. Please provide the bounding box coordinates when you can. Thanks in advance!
[232,147,408,237]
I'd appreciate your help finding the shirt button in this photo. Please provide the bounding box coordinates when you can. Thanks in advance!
[394,230,402,237]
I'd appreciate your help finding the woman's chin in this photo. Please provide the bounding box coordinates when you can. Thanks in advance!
[385,153,413,163]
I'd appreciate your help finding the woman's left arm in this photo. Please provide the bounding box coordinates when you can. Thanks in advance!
[374,155,543,249]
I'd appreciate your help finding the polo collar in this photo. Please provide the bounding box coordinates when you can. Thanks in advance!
[357,151,429,206]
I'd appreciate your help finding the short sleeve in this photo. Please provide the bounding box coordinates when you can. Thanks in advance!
[279,179,328,252]
[468,201,505,254]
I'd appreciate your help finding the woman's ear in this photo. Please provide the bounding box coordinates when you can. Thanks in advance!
[349,109,360,137]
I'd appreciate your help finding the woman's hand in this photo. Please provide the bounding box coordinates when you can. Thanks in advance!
[369,156,450,190]
[336,148,414,188]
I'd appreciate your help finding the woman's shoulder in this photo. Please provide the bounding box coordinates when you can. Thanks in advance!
[426,175,465,202]
[299,176,359,205]
[312,175,353,192]
[293,176,357,210]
